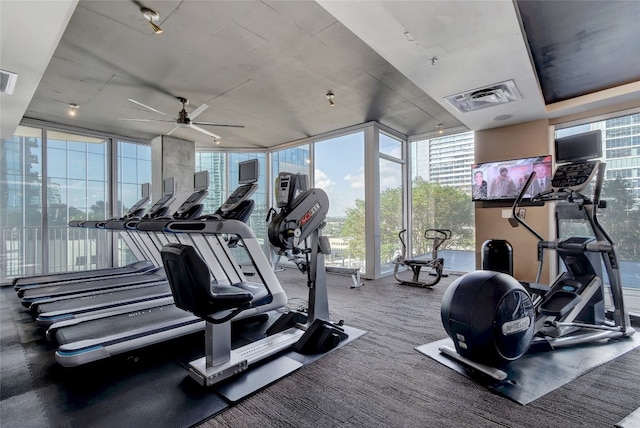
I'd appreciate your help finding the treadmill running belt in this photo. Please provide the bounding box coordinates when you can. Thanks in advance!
[54,304,194,344]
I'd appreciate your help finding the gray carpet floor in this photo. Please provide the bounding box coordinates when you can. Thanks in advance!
[199,267,640,428]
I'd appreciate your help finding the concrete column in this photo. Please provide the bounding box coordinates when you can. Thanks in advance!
[151,135,195,213]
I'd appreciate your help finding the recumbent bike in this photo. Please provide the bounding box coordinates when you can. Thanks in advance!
[160,172,348,387]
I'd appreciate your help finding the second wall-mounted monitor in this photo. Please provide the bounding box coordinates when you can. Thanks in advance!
[194,170,209,191]
[238,159,259,184]
[555,130,602,164]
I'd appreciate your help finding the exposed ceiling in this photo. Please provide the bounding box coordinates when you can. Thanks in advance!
[1,1,639,150]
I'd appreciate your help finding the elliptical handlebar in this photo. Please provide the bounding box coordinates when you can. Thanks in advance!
[511,171,545,242]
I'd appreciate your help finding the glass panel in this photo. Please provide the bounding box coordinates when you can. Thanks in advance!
[229,153,267,244]
[555,112,640,313]
[195,152,226,215]
[46,131,109,273]
[116,140,152,266]
[315,132,365,272]
[271,145,311,182]
[410,132,475,272]
[0,126,43,278]
[379,158,403,274]
[270,145,311,266]
[380,132,402,159]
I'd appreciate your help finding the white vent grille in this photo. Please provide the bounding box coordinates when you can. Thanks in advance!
[445,80,521,113]
[0,69,18,95]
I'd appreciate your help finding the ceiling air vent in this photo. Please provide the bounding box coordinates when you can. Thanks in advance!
[445,80,521,113]
[0,69,18,95]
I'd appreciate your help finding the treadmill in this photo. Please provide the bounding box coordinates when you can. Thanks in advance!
[49,160,267,367]
[31,172,211,321]
[12,182,156,290]
[18,177,186,305]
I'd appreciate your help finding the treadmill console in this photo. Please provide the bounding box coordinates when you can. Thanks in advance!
[174,190,208,216]
[145,193,175,218]
[551,160,600,193]
[221,182,258,212]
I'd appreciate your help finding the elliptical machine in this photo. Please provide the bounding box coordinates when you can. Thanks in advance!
[438,158,635,380]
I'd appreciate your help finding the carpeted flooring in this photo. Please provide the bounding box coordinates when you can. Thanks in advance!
[199,268,640,428]
[2,267,639,427]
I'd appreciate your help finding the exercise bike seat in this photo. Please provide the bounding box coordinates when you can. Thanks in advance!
[161,243,253,316]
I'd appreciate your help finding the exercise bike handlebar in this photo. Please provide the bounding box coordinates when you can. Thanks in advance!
[424,228,452,240]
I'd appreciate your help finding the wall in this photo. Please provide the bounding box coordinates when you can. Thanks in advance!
[474,119,553,283]
[151,135,195,213]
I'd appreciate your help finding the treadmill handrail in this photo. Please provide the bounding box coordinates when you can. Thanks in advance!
[164,218,255,238]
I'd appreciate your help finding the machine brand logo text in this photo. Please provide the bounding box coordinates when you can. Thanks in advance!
[300,202,320,226]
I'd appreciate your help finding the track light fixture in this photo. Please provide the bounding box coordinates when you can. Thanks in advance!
[141,7,163,34]
[437,123,443,134]
[326,91,335,107]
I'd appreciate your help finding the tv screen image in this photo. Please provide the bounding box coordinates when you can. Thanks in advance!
[471,155,552,201]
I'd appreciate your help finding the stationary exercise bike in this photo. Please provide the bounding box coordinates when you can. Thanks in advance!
[439,159,635,380]
[160,172,347,388]
[392,228,451,287]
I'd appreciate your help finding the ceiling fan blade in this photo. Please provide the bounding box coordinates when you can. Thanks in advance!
[190,125,222,140]
[166,125,180,136]
[189,103,209,120]
[192,121,245,128]
[117,117,175,123]
[128,98,169,116]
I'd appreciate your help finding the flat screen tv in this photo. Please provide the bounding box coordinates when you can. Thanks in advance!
[555,130,602,163]
[471,155,552,201]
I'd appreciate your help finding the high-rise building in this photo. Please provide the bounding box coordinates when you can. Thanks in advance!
[411,131,475,192]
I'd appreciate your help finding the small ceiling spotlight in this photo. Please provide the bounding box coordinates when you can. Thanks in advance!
[326,91,335,107]
[437,123,443,134]
[68,103,79,117]
[141,7,163,34]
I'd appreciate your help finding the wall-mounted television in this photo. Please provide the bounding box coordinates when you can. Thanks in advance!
[471,155,552,201]
[555,130,602,163]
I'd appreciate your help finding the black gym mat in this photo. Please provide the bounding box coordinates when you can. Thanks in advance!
[0,286,365,427]
[417,334,640,405]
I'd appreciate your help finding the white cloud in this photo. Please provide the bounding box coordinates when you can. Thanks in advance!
[314,168,335,190]
[344,166,365,189]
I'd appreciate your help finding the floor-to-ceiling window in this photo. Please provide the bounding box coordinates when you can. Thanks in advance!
[0,124,151,281]
[195,152,226,215]
[1,126,43,279]
[314,131,366,273]
[116,140,152,266]
[195,151,268,246]
[378,132,404,275]
[409,131,475,272]
[229,153,268,242]
[48,131,109,271]
[555,111,640,309]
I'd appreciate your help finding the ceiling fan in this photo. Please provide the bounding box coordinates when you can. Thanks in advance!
[118,97,244,141]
